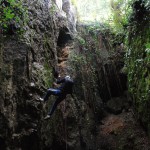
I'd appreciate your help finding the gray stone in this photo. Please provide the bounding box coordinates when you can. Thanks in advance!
[106,97,127,114]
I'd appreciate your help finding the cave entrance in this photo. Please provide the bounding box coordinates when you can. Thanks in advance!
[57,27,72,47]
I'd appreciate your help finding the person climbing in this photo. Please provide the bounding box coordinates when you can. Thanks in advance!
[39,71,74,120]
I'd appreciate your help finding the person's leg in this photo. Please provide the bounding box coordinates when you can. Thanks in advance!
[43,88,61,101]
[48,95,66,116]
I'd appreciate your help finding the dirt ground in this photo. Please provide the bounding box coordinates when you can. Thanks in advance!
[97,109,150,150]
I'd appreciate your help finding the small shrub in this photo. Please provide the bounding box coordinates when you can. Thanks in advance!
[0,0,28,34]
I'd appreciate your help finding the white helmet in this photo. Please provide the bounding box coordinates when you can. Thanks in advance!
[65,75,71,79]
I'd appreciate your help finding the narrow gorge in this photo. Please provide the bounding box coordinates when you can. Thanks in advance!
[0,0,150,150]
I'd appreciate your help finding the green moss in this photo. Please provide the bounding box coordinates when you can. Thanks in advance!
[125,0,150,129]
[0,0,29,34]
[43,63,53,87]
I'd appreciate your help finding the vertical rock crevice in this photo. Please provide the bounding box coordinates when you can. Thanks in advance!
[1,0,150,150]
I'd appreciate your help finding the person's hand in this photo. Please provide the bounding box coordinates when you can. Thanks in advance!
[53,82,57,87]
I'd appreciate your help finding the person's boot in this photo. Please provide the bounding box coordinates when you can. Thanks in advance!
[44,115,51,120]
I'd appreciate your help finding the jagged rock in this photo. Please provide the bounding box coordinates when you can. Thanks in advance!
[62,0,77,32]
[106,97,128,114]
[0,0,74,149]
[1,0,150,149]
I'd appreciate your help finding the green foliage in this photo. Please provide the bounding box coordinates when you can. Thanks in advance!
[86,23,125,53]
[145,43,150,62]
[76,36,86,45]
[145,42,150,50]
[110,0,133,32]
[50,4,57,15]
[0,0,28,33]
[125,0,150,129]
[43,63,53,87]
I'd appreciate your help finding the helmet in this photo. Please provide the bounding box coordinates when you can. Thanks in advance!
[65,75,71,79]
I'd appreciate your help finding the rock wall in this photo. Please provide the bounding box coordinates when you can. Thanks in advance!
[126,0,150,133]
[0,0,75,149]
[60,24,129,150]
[64,21,150,150]
[62,0,77,32]
[1,0,149,150]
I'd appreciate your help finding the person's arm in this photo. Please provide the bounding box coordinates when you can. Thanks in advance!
[53,76,61,87]
[53,82,58,87]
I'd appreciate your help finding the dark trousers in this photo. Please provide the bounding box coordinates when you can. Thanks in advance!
[44,88,66,116]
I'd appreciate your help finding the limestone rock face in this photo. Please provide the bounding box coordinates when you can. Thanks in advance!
[55,0,63,10]
[62,0,77,32]
[64,24,150,150]
[0,0,74,149]
[1,0,149,150]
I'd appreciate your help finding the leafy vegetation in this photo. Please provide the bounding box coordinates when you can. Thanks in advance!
[72,0,150,135]
[125,0,150,131]
[0,0,28,34]
[110,0,133,32]
[50,4,57,15]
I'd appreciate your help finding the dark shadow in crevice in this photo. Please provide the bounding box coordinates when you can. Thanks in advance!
[0,137,6,150]
[57,27,72,47]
